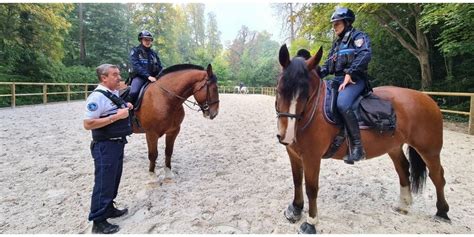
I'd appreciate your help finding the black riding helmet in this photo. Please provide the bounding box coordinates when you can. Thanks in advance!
[330,7,355,25]
[296,49,311,60]
[138,30,153,42]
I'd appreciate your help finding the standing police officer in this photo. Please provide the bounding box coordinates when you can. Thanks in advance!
[84,64,133,234]
[319,7,372,164]
[127,30,163,106]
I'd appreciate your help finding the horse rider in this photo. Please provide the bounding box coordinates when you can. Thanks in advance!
[239,82,244,91]
[127,30,163,106]
[84,64,133,234]
[296,48,311,60]
[318,7,372,164]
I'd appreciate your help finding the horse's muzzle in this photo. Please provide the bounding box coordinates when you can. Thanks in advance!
[210,113,217,120]
[277,134,289,146]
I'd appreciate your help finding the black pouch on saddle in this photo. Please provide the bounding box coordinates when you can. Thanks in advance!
[359,93,396,133]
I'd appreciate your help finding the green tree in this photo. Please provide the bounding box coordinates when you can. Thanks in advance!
[185,3,206,48]
[0,4,72,80]
[226,27,280,86]
[359,3,434,89]
[206,12,222,59]
[421,4,474,57]
[174,5,194,64]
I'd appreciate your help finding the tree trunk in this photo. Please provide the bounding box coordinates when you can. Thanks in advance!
[414,8,432,90]
[373,4,433,90]
[79,3,86,63]
[418,51,432,90]
[289,3,295,43]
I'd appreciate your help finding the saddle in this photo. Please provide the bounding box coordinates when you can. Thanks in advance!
[322,80,397,158]
[119,81,152,129]
[120,81,151,112]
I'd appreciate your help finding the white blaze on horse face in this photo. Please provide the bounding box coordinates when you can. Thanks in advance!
[281,92,299,144]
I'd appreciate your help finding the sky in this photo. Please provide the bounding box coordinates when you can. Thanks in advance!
[204,2,285,46]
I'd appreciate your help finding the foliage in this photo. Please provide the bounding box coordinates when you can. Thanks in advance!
[0,2,472,106]
[225,27,280,86]
[420,4,474,57]
[56,65,96,83]
[0,3,73,80]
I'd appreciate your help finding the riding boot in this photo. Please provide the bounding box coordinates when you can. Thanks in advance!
[342,110,365,163]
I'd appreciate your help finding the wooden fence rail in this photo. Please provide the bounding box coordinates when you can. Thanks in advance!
[0,82,472,135]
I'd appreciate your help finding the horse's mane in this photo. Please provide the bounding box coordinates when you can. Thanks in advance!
[280,57,310,101]
[158,64,205,79]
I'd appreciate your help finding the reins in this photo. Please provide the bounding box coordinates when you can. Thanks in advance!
[276,77,323,132]
[299,79,322,130]
[159,77,219,113]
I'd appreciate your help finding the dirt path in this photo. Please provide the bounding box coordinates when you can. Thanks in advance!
[0,94,472,234]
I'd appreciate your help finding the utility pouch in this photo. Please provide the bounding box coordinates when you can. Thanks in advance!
[336,49,355,71]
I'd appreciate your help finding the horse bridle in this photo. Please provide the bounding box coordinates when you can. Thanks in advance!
[160,77,219,113]
[193,78,220,113]
[276,78,322,131]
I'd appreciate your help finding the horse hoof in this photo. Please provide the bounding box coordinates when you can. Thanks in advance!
[284,203,302,223]
[164,167,174,179]
[435,212,451,223]
[343,159,355,165]
[298,222,317,234]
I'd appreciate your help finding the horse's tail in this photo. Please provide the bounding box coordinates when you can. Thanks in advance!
[408,146,427,194]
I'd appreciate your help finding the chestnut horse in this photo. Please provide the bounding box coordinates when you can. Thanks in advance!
[275,45,450,234]
[122,64,219,174]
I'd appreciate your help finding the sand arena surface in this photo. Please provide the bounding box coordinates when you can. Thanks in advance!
[0,94,473,234]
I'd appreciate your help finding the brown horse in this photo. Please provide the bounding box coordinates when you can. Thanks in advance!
[275,44,450,234]
[122,64,219,174]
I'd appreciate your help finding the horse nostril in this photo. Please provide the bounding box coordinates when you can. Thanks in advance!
[276,135,288,145]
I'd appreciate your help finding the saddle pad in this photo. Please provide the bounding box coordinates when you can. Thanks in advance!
[322,80,396,132]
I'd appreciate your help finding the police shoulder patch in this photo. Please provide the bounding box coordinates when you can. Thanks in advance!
[87,102,98,111]
[354,38,364,48]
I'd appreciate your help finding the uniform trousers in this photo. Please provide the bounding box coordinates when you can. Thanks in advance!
[88,138,126,221]
[333,75,367,114]
[129,77,147,104]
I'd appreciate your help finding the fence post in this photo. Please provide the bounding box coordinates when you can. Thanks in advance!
[469,95,474,135]
[11,83,16,108]
[43,84,47,104]
[67,84,71,102]
[84,84,88,100]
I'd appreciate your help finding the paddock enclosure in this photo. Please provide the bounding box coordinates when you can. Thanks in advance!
[0,94,472,234]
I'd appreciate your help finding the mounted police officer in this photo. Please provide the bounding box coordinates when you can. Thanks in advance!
[127,30,163,106]
[84,64,133,234]
[319,7,372,164]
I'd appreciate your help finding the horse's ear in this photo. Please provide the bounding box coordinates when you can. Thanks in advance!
[307,46,323,71]
[206,64,213,77]
[279,44,290,68]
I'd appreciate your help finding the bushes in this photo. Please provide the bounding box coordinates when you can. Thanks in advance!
[55,65,97,83]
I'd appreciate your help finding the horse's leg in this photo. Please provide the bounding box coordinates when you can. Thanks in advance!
[284,147,304,223]
[298,155,322,234]
[388,146,412,214]
[417,150,450,222]
[145,132,159,173]
[163,126,181,180]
